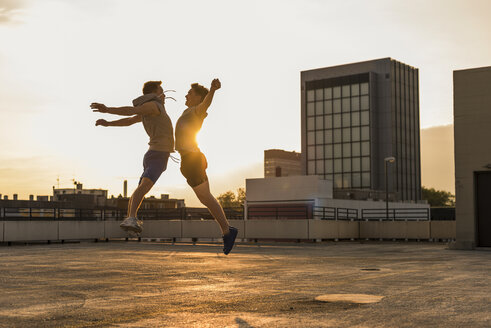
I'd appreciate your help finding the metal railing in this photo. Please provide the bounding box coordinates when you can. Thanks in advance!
[0,207,244,221]
[361,208,430,221]
[313,207,431,221]
[313,207,358,220]
[0,206,432,221]
[247,205,311,220]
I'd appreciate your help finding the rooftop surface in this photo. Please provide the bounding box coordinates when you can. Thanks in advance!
[0,241,490,327]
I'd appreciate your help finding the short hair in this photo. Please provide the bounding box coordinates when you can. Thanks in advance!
[191,83,209,102]
[142,81,162,95]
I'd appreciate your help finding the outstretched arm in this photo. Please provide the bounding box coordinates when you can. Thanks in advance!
[91,102,159,116]
[196,78,221,116]
[95,115,142,127]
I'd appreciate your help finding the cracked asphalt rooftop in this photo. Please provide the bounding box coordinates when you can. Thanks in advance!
[0,241,490,328]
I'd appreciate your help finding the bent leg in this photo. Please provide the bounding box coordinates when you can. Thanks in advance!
[192,180,230,235]
[128,177,155,218]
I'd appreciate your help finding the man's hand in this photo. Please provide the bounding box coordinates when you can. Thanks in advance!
[91,103,108,113]
[210,78,221,92]
[95,119,109,127]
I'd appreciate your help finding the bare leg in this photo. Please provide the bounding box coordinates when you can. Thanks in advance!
[128,177,154,218]
[126,195,132,217]
[192,180,230,235]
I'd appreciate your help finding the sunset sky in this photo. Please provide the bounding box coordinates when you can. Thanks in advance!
[0,0,490,206]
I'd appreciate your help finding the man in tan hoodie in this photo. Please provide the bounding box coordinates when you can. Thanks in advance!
[91,81,174,233]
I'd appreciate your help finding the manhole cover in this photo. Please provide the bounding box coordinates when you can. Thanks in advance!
[315,294,384,304]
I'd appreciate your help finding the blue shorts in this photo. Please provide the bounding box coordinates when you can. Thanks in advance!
[139,150,170,184]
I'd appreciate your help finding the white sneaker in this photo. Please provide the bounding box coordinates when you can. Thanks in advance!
[120,217,143,233]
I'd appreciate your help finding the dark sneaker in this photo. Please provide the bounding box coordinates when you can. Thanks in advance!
[223,227,238,255]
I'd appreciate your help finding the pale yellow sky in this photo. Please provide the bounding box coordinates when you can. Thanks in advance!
[0,0,489,205]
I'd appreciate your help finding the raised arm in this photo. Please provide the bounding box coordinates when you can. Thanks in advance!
[95,115,142,127]
[91,102,159,116]
[196,78,221,116]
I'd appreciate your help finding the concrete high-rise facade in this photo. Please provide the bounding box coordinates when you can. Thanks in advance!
[453,66,491,249]
[301,58,422,201]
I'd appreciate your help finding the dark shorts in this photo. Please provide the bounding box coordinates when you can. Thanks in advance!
[140,150,170,184]
[180,151,208,187]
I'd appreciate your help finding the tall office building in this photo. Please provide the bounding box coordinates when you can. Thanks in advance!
[301,58,422,201]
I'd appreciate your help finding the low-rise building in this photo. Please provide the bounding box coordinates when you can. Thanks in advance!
[264,149,302,178]
[245,175,429,220]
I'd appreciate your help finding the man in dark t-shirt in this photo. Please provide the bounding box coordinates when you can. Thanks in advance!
[175,79,238,255]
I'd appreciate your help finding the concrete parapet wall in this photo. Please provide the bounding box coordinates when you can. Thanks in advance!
[407,221,430,239]
[182,220,221,238]
[59,221,104,240]
[380,221,407,239]
[0,220,455,243]
[245,220,309,239]
[4,221,58,242]
[430,221,456,239]
[360,221,430,240]
[141,220,182,238]
[338,221,359,239]
[104,221,131,239]
[231,220,245,239]
[308,220,339,239]
[360,221,381,239]
[308,220,359,239]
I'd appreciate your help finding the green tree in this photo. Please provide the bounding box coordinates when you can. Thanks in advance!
[217,188,245,208]
[422,186,455,207]
[236,187,245,205]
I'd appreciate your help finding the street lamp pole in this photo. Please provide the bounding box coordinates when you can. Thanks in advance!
[384,157,395,220]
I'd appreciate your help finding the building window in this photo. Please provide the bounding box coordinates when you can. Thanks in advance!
[334,144,342,158]
[307,90,315,101]
[352,157,361,171]
[343,143,351,157]
[343,174,351,188]
[324,87,332,99]
[324,130,333,143]
[315,101,323,115]
[361,96,369,110]
[342,128,351,142]
[307,103,315,116]
[333,114,341,128]
[361,126,370,140]
[351,84,359,96]
[325,145,333,159]
[331,129,340,143]
[333,99,341,113]
[316,116,323,130]
[352,127,360,141]
[325,100,332,114]
[342,98,350,112]
[334,174,342,188]
[352,173,361,188]
[361,141,370,156]
[307,117,315,131]
[333,86,341,98]
[307,132,315,145]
